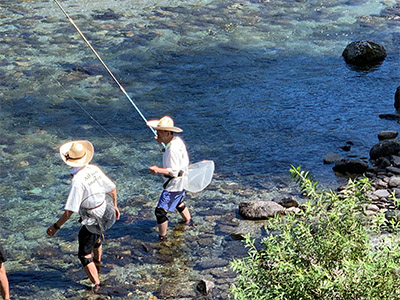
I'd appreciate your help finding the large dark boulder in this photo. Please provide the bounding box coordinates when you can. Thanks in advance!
[239,201,285,220]
[370,140,400,160]
[395,86,400,111]
[342,41,386,66]
[332,159,369,174]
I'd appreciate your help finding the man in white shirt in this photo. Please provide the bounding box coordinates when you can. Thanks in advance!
[46,140,120,292]
[147,116,192,241]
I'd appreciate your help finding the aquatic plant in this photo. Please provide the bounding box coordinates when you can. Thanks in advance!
[230,166,400,300]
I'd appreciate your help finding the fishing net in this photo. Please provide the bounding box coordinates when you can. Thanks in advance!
[183,160,215,193]
[79,193,116,235]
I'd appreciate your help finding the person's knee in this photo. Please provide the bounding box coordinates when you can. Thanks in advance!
[94,239,102,249]
[155,207,168,224]
[176,202,186,213]
[78,254,93,267]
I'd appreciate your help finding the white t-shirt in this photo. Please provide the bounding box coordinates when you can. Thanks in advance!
[65,164,116,225]
[162,136,189,192]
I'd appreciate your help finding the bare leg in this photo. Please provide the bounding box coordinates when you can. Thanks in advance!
[93,244,102,262]
[0,263,9,300]
[82,255,100,285]
[93,243,102,274]
[177,203,191,223]
[158,221,168,238]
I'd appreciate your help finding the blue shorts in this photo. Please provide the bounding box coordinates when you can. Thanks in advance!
[157,190,186,212]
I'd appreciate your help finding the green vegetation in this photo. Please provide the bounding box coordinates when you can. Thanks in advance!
[230,166,400,300]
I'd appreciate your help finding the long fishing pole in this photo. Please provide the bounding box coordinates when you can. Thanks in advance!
[53,0,157,137]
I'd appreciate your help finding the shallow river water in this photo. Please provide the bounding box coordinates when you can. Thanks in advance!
[1,0,399,299]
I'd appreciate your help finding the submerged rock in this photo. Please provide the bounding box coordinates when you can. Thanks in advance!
[239,201,285,220]
[196,279,215,296]
[323,152,343,164]
[342,41,386,66]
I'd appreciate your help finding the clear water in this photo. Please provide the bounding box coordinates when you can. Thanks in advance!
[1,0,399,298]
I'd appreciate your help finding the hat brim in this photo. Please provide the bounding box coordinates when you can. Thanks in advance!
[146,120,183,133]
[59,140,94,167]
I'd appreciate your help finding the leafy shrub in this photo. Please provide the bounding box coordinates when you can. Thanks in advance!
[230,166,400,300]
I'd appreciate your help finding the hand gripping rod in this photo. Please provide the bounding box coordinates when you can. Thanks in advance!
[53,0,157,137]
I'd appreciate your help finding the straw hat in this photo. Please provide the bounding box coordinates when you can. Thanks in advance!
[146,116,183,133]
[59,140,94,167]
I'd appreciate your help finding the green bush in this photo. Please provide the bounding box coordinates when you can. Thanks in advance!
[230,166,400,300]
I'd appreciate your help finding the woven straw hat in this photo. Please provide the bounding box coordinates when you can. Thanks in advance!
[146,116,183,133]
[59,140,94,167]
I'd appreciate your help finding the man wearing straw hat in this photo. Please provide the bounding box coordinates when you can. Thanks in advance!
[0,243,9,300]
[147,116,193,241]
[46,140,120,292]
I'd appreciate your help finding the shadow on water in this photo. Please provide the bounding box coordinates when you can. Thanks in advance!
[8,269,85,296]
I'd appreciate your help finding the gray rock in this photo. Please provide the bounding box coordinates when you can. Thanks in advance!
[378,131,398,141]
[323,152,343,164]
[388,176,400,188]
[372,178,388,189]
[391,155,400,167]
[198,257,229,269]
[342,41,386,66]
[392,188,400,197]
[366,191,380,201]
[239,201,285,220]
[387,166,400,175]
[373,189,390,198]
[366,204,380,212]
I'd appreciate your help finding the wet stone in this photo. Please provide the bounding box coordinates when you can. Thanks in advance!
[373,189,390,198]
[197,257,229,269]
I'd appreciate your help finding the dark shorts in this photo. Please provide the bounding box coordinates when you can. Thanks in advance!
[157,190,186,212]
[78,226,101,257]
[0,243,7,263]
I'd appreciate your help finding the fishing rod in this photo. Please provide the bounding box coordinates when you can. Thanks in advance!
[53,0,157,137]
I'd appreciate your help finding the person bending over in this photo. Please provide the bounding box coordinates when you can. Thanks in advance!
[47,140,120,292]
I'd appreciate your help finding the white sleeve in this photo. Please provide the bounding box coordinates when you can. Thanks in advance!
[167,140,189,177]
[64,183,84,213]
[97,167,116,193]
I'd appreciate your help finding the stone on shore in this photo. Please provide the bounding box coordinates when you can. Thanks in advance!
[378,131,398,141]
[370,140,400,160]
[332,159,369,175]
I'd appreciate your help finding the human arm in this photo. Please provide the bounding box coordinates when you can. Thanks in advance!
[109,187,120,220]
[149,165,171,176]
[46,210,74,236]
